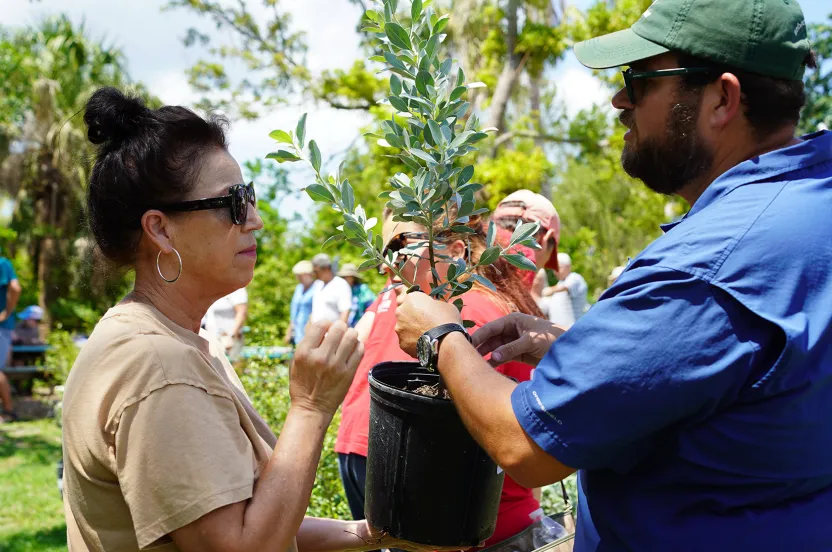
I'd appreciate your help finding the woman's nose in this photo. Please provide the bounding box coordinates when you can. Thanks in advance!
[246,204,264,232]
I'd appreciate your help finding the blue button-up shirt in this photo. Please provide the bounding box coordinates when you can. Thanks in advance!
[512,131,832,551]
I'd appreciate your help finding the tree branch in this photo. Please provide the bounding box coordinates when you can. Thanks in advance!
[493,131,582,149]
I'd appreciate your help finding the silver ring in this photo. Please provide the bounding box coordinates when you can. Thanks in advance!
[156,248,182,283]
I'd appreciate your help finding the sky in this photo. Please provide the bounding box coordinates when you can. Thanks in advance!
[4,0,829,220]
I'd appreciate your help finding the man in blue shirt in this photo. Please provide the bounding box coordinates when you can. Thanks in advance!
[0,251,22,420]
[395,0,831,550]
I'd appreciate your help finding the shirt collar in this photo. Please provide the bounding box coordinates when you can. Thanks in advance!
[661,130,831,233]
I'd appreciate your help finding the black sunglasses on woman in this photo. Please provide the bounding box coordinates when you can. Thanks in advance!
[157,182,256,225]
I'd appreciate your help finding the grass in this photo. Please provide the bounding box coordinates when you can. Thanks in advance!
[0,419,67,551]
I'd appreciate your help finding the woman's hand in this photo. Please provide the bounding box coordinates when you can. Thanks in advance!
[472,312,565,367]
[290,321,364,416]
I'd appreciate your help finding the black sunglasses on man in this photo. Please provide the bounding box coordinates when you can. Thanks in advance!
[158,182,256,225]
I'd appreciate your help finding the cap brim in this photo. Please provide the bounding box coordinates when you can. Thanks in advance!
[574,28,669,69]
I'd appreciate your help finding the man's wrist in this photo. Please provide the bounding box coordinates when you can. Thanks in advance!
[436,331,470,373]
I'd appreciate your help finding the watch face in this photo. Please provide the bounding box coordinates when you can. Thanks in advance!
[416,335,432,367]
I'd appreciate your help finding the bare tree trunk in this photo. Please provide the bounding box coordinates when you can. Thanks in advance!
[484,0,523,133]
[529,74,552,198]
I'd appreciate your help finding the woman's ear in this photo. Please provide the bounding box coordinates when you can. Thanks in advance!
[449,239,468,260]
[141,210,175,253]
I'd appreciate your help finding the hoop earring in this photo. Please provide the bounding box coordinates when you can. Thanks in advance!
[157,248,183,283]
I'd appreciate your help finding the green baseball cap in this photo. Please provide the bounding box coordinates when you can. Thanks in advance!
[574,0,811,81]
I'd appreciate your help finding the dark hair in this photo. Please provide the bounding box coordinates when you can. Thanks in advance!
[84,87,229,265]
[676,51,817,139]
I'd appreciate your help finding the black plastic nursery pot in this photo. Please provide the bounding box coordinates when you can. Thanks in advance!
[365,361,505,547]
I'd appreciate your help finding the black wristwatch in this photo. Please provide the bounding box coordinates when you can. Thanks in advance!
[416,323,472,371]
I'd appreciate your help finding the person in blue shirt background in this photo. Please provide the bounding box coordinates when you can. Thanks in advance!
[286,260,321,346]
[337,263,376,328]
[395,0,832,550]
[0,251,22,421]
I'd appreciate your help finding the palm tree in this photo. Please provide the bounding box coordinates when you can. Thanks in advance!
[0,16,153,324]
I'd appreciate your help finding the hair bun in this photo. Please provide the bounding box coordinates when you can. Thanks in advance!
[84,87,149,146]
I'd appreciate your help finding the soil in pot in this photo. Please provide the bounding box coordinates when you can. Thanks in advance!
[365,361,505,547]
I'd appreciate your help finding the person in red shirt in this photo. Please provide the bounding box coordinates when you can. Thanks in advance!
[490,190,561,301]
[336,207,558,549]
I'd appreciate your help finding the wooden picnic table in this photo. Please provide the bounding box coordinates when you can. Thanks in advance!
[3,344,51,395]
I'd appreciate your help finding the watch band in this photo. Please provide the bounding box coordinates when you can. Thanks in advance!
[426,323,472,345]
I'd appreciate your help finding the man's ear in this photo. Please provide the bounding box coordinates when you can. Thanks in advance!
[703,72,743,132]
[141,210,175,253]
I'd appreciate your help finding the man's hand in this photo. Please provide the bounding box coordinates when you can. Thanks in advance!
[472,312,565,367]
[395,291,462,357]
[0,310,7,323]
[290,321,364,416]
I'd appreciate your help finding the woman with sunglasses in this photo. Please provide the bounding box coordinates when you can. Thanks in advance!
[61,88,427,552]
[337,208,566,551]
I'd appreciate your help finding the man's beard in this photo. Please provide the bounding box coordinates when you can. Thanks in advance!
[620,92,714,196]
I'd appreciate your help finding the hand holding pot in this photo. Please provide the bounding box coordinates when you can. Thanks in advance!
[395,290,462,357]
[472,312,565,367]
[290,320,364,416]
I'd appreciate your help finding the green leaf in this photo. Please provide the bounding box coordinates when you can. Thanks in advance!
[469,131,489,143]
[411,0,423,21]
[365,10,384,24]
[369,55,387,63]
[359,259,379,271]
[344,220,365,240]
[322,234,345,250]
[448,131,472,151]
[385,23,412,50]
[410,148,438,165]
[462,319,476,329]
[486,220,496,247]
[433,14,449,34]
[341,180,356,212]
[309,140,322,172]
[457,67,465,87]
[268,129,293,144]
[447,262,457,281]
[510,221,540,247]
[296,113,307,149]
[425,34,440,61]
[415,70,433,96]
[305,183,334,203]
[390,74,402,96]
[458,165,474,186]
[427,120,444,145]
[453,298,464,312]
[384,51,407,71]
[399,155,422,172]
[478,246,501,266]
[471,274,497,292]
[450,85,467,102]
[266,150,301,163]
[504,253,538,272]
[450,225,477,234]
[389,95,410,113]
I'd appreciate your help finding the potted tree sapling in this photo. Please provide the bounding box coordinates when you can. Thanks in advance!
[267,0,541,546]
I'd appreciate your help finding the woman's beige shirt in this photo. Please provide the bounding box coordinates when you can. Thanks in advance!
[62,301,284,551]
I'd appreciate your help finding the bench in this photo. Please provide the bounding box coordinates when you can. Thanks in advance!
[3,344,51,395]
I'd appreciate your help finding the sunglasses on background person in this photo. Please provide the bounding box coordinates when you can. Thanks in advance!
[158,182,256,225]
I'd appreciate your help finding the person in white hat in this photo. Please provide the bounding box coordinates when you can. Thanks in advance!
[336,264,376,328]
[310,254,353,324]
[287,260,322,345]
